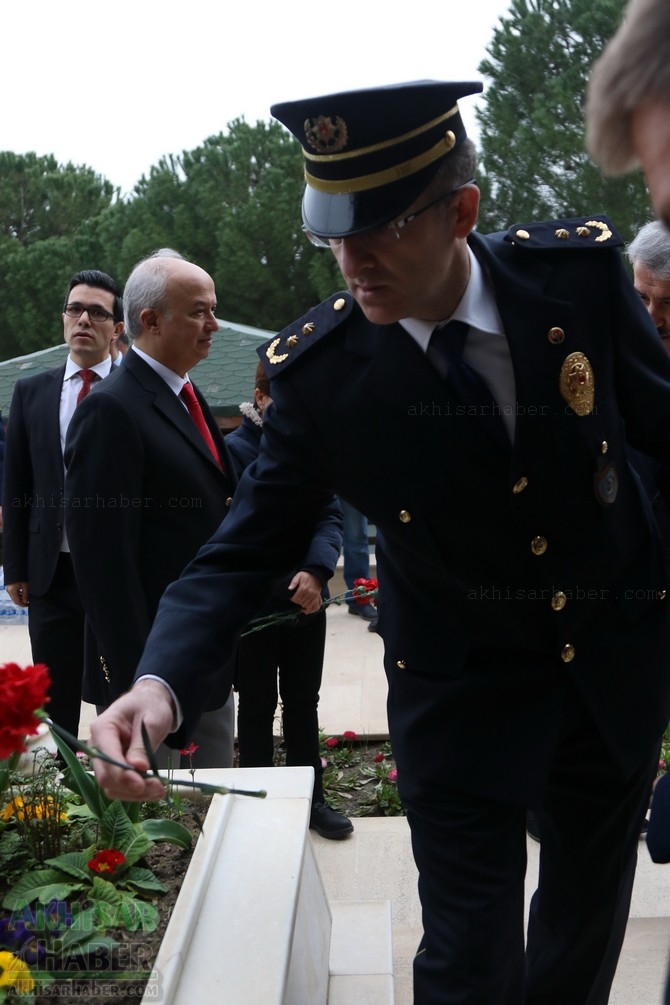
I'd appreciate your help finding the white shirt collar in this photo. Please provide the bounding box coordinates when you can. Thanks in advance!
[64,355,113,380]
[130,345,191,397]
[399,246,504,351]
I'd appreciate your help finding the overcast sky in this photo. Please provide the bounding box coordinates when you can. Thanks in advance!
[2,0,512,197]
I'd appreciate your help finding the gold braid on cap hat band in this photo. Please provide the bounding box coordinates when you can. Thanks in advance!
[304,128,457,193]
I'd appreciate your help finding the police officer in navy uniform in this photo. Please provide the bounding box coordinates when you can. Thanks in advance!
[90,81,670,1004]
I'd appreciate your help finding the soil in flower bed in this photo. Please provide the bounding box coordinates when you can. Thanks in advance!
[6,740,400,1003]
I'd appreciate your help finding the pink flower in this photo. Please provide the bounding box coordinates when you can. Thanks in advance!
[325,737,339,749]
[342,730,358,741]
[660,760,667,771]
[387,768,398,783]
[179,742,199,757]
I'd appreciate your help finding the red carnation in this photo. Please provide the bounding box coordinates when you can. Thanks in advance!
[179,742,199,757]
[0,663,51,759]
[88,849,126,875]
[325,737,339,749]
[342,730,359,740]
[352,578,378,606]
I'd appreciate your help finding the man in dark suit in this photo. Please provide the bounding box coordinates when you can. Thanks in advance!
[2,269,123,739]
[90,83,670,1003]
[64,250,236,767]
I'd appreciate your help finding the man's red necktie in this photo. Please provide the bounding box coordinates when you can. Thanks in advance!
[77,369,98,405]
[180,381,222,468]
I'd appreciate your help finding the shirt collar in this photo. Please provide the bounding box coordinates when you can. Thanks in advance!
[130,345,189,397]
[64,356,113,380]
[399,246,504,351]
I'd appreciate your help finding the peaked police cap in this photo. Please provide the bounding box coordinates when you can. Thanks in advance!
[271,80,483,240]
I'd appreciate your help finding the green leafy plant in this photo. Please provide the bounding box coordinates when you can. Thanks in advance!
[0,661,265,999]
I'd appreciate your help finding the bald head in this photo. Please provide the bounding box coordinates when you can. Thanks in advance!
[124,250,219,376]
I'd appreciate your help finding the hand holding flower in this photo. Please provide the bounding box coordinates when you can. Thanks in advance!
[288,570,323,615]
[89,680,175,801]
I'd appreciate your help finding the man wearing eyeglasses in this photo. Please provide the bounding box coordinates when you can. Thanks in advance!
[89,82,670,1003]
[2,269,123,743]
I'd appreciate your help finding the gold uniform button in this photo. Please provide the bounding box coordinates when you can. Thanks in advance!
[601,440,608,454]
[531,536,548,556]
[333,297,346,311]
[659,590,667,601]
[396,660,406,670]
[399,510,412,524]
[225,497,233,507]
[561,644,575,663]
[551,591,567,611]
[515,229,530,240]
[512,476,528,494]
[547,327,565,344]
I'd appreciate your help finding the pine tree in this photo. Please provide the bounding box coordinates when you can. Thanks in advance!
[476,0,651,240]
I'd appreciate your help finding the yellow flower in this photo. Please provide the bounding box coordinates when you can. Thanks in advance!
[0,951,35,993]
[0,795,67,823]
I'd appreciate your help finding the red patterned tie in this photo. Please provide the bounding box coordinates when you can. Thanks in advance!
[180,381,222,468]
[76,369,98,405]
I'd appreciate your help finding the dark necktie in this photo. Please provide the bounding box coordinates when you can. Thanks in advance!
[180,381,222,468]
[76,369,99,405]
[427,320,507,447]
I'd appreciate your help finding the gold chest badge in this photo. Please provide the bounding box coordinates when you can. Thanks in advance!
[559,352,595,416]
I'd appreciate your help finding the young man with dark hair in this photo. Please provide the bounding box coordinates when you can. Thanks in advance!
[3,269,123,739]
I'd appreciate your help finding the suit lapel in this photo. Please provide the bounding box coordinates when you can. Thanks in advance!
[46,366,67,463]
[123,353,234,484]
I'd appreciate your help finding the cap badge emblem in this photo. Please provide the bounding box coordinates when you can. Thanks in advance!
[304,115,348,153]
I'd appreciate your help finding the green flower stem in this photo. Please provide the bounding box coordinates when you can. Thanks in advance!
[242,586,378,637]
[39,715,266,799]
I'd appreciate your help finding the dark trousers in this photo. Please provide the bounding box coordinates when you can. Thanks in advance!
[399,691,658,1004]
[236,609,326,800]
[28,553,85,742]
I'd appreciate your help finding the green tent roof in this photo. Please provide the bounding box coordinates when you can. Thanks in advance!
[0,319,275,419]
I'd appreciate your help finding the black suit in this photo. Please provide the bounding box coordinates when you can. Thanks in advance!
[64,349,237,725]
[2,364,110,738]
[130,222,670,1002]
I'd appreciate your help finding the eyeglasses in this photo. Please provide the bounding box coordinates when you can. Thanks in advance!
[63,302,115,323]
[304,180,476,249]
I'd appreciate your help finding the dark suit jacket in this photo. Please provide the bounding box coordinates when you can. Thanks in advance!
[3,366,71,595]
[64,349,237,705]
[130,223,670,801]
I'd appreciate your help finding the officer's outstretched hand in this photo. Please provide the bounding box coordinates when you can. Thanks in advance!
[89,680,175,801]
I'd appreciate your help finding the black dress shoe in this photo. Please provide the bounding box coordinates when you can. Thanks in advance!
[309,801,354,840]
[348,603,377,621]
[368,618,379,633]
